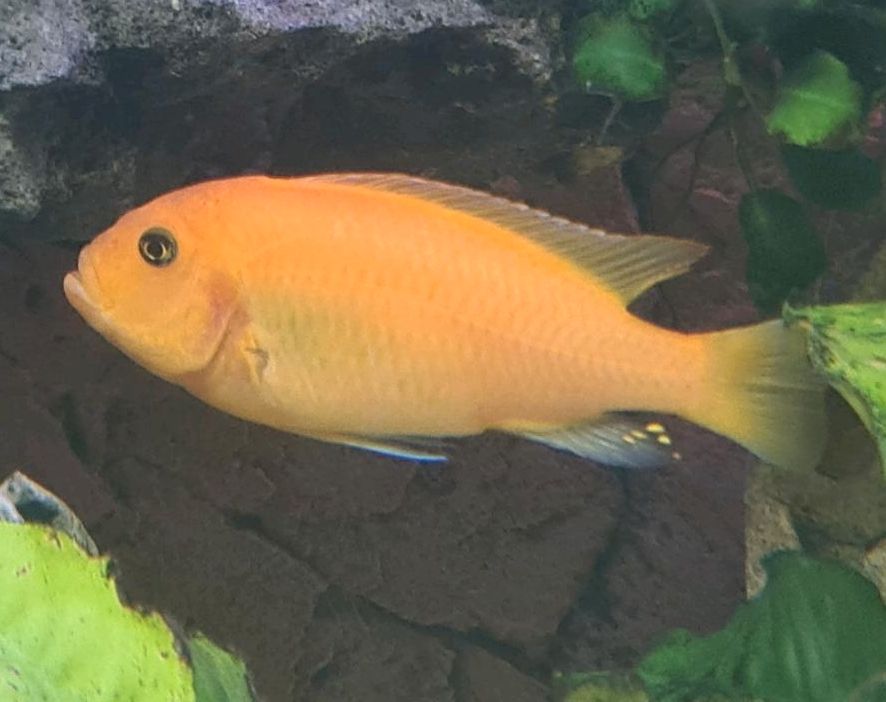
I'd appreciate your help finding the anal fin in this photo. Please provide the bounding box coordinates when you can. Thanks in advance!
[512,413,679,468]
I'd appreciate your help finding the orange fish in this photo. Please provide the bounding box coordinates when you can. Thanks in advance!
[63,174,826,469]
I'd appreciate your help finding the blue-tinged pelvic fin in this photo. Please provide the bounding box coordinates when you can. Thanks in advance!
[314,432,450,463]
[513,414,679,468]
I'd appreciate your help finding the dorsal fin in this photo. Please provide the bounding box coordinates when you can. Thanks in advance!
[302,173,709,304]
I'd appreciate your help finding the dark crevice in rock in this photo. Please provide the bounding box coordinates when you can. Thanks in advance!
[47,391,90,463]
[222,506,550,688]
[219,505,356,574]
[341,584,546,691]
[296,585,457,701]
[546,470,636,662]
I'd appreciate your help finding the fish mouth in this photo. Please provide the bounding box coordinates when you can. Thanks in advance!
[62,269,85,302]
[63,246,109,328]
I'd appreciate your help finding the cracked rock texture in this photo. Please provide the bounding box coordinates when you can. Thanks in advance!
[6,2,877,700]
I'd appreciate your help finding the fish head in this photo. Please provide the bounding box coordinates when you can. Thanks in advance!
[63,188,238,381]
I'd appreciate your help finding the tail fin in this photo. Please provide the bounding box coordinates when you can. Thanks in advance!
[688,320,827,471]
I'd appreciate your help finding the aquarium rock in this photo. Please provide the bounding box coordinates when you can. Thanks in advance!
[0,0,556,229]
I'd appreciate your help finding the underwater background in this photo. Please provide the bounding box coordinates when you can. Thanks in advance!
[1,1,885,700]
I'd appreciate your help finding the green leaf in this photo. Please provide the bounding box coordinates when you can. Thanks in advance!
[782,145,881,210]
[0,474,258,701]
[0,522,195,701]
[766,51,863,147]
[572,14,667,101]
[189,634,255,702]
[637,552,886,702]
[785,301,886,476]
[738,189,826,313]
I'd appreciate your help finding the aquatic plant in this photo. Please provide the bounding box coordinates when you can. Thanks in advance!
[738,189,826,313]
[568,0,886,312]
[637,552,886,702]
[571,13,668,102]
[765,51,863,147]
[786,302,886,477]
[557,552,886,702]
[0,472,254,702]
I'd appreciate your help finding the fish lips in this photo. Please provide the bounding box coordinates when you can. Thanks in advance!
[63,246,112,334]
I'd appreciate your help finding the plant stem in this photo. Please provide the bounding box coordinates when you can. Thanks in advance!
[700,0,761,115]
[701,0,761,189]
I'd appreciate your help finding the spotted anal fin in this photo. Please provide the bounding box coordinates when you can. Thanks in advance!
[309,432,450,463]
[512,414,679,468]
[303,173,709,305]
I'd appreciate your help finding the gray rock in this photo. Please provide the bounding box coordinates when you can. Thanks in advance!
[1,1,526,90]
[0,0,558,232]
[1,0,95,90]
[0,111,45,220]
[745,459,886,601]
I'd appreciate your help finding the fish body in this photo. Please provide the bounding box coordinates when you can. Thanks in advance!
[64,174,826,469]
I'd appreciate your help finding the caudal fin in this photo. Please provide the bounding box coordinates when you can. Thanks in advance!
[688,319,827,471]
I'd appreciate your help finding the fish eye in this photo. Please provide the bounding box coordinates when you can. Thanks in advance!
[138,228,177,267]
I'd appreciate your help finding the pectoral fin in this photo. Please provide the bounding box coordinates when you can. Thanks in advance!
[512,413,679,468]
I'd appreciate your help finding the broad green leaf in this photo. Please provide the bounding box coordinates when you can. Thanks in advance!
[766,51,862,146]
[572,14,667,101]
[781,145,881,210]
[190,634,255,702]
[0,474,258,701]
[785,302,886,476]
[637,552,886,702]
[738,189,826,313]
[0,522,194,701]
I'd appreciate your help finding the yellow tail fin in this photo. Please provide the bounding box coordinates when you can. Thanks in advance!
[688,320,827,471]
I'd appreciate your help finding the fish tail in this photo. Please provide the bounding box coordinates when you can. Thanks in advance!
[688,319,827,471]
